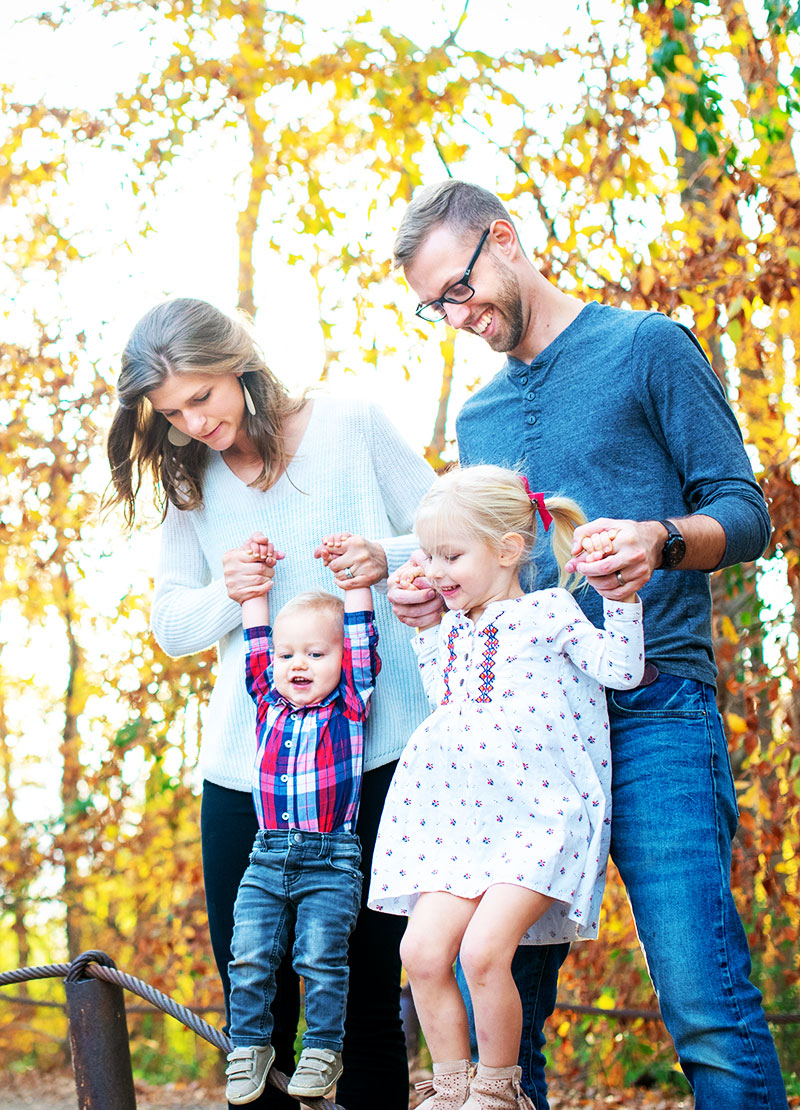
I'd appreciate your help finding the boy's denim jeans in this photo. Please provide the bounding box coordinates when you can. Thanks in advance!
[228,827,362,1051]
[459,674,788,1109]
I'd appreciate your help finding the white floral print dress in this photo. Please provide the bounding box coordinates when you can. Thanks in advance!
[368,590,644,943]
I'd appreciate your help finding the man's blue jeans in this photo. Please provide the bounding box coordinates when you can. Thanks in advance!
[461,674,788,1109]
[228,828,362,1051]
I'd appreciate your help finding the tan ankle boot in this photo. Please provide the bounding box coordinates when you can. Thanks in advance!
[461,1062,535,1109]
[415,1058,472,1109]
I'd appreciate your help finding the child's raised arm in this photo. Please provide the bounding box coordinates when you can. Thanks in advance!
[319,532,380,718]
[318,533,374,614]
[226,533,281,629]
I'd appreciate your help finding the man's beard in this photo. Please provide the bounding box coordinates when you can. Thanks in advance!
[485,260,525,353]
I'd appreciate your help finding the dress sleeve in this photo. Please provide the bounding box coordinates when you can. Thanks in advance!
[411,624,444,707]
[243,626,274,715]
[550,591,645,690]
[365,403,436,577]
[340,611,381,721]
[150,501,242,657]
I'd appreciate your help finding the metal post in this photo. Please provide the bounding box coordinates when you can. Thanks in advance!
[65,950,137,1110]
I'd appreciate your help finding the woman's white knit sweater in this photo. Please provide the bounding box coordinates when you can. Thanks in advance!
[151,395,435,790]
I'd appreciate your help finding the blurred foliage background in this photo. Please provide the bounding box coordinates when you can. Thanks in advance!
[0,0,798,1098]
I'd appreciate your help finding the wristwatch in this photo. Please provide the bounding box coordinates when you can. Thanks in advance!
[658,519,686,568]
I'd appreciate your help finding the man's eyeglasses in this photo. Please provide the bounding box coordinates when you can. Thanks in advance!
[415,228,490,323]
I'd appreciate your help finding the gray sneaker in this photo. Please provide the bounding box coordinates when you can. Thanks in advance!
[287,1047,343,1098]
[225,1044,275,1105]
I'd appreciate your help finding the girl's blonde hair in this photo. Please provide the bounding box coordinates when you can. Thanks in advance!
[414,464,586,591]
[105,298,306,526]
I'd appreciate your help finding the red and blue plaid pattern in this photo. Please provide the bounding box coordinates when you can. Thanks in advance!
[244,611,380,833]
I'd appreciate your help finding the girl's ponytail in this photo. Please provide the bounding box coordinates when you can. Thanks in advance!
[541,496,587,591]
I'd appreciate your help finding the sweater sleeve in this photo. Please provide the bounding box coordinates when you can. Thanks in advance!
[633,315,771,568]
[150,500,243,657]
[365,403,436,577]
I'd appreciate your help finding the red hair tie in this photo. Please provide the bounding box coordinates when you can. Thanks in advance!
[520,476,553,532]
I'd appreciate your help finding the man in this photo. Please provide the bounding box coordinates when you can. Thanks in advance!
[387,180,787,1109]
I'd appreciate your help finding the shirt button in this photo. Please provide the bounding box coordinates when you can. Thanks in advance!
[281,774,288,782]
[520,375,528,385]
[285,740,292,748]
[527,414,536,425]
[526,391,534,401]
[281,812,289,820]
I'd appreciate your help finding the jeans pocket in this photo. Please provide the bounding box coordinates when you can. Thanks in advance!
[608,672,708,719]
[326,835,362,878]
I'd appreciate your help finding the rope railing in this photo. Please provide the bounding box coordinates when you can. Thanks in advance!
[5,970,800,1025]
[1,951,344,1110]
[3,951,798,1110]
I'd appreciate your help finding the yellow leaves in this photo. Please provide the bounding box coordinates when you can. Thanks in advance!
[671,75,698,96]
[721,615,739,645]
[639,266,656,296]
[678,125,698,152]
[694,300,716,331]
[672,53,695,75]
[727,712,748,734]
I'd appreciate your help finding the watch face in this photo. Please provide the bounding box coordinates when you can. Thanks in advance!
[663,535,687,567]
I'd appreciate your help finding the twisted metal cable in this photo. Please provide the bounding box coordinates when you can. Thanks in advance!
[1,954,344,1110]
[0,962,71,987]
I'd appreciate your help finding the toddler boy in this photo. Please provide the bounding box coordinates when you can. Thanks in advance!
[224,534,379,1105]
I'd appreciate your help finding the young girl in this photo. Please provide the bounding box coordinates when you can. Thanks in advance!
[368,465,644,1110]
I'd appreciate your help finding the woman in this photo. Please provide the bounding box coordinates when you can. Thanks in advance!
[106,298,435,1110]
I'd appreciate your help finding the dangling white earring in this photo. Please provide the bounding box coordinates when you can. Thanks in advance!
[168,425,192,446]
[241,378,256,416]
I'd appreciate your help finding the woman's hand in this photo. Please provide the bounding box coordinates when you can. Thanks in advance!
[313,532,389,589]
[223,532,284,604]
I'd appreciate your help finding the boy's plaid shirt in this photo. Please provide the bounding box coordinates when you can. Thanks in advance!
[244,610,381,833]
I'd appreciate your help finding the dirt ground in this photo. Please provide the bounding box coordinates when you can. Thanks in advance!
[0,1068,694,1110]
[4,1068,798,1109]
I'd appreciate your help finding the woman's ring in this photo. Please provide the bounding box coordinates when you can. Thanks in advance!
[344,566,355,579]
[616,571,625,587]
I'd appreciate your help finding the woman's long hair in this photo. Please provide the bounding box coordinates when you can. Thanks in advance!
[105,298,306,526]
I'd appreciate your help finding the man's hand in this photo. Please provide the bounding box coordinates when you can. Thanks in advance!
[566,518,664,600]
[386,550,444,630]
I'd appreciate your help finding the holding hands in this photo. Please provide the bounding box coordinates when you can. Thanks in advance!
[386,551,444,631]
[568,520,646,603]
[313,532,389,590]
[223,532,284,605]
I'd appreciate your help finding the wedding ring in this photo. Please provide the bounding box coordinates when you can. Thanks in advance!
[616,571,625,587]
[344,566,355,579]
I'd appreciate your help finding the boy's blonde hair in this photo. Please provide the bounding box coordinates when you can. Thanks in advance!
[414,465,586,591]
[274,590,345,628]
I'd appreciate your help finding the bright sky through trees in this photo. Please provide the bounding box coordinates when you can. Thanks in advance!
[1,0,798,1086]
